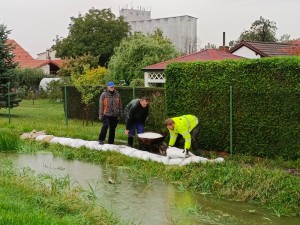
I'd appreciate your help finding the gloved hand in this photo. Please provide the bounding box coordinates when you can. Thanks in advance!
[99,115,103,121]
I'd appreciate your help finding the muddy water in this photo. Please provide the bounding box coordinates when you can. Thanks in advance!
[3,152,299,225]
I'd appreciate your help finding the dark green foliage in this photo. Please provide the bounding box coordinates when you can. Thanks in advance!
[0,24,21,109]
[64,86,165,131]
[239,16,277,42]
[53,8,129,67]
[14,68,48,96]
[108,32,179,84]
[165,56,300,159]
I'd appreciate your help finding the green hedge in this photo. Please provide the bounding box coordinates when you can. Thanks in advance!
[63,86,166,132]
[164,56,300,159]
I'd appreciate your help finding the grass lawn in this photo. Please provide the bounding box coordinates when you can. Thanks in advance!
[0,99,128,143]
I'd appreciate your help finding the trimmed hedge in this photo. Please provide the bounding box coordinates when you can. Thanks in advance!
[164,56,300,159]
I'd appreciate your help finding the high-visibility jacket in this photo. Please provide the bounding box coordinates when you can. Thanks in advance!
[168,115,198,149]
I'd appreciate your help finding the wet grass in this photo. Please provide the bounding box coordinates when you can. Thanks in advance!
[12,138,299,218]
[0,157,133,225]
[0,99,300,218]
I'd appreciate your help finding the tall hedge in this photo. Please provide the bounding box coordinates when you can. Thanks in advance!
[164,56,300,159]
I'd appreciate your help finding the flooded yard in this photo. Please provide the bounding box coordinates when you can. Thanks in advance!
[2,152,299,225]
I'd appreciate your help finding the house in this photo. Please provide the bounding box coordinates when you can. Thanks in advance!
[142,48,243,87]
[7,39,64,75]
[230,41,300,59]
[37,48,60,60]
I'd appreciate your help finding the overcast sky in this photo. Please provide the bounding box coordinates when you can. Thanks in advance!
[1,0,299,57]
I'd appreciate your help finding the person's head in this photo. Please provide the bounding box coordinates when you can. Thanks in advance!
[107,81,115,91]
[139,97,149,108]
[165,118,175,130]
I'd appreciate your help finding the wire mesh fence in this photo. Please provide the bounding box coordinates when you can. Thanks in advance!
[1,83,300,158]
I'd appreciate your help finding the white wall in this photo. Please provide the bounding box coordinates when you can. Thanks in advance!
[127,15,197,54]
[232,46,261,59]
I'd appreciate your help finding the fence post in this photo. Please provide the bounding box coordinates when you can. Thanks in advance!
[64,85,68,129]
[7,82,11,124]
[132,85,135,99]
[229,86,233,155]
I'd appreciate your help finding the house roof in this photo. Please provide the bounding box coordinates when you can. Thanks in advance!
[142,49,243,71]
[6,39,34,61]
[229,41,298,57]
[6,39,64,69]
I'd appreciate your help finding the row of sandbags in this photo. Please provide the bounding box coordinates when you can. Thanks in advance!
[27,133,225,166]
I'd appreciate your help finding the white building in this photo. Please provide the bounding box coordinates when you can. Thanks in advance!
[120,8,197,54]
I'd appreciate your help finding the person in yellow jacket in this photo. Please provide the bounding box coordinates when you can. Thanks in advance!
[164,115,200,157]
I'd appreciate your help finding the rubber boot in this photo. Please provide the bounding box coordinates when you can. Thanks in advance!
[128,137,134,147]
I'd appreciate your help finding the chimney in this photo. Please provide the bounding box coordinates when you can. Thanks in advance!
[219,32,230,53]
[46,49,51,60]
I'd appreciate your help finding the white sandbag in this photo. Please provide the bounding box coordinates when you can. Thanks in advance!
[108,144,122,152]
[120,147,136,156]
[149,155,170,164]
[166,146,186,158]
[35,134,50,141]
[214,157,225,163]
[131,150,147,158]
[167,158,184,165]
[56,137,74,146]
[99,144,111,151]
[49,137,60,144]
[191,156,209,163]
[141,152,153,160]
[85,141,100,150]
[180,157,193,166]
[69,139,88,148]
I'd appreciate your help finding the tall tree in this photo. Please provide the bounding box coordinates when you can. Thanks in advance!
[108,32,179,85]
[0,24,20,108]
[53,8,130,67]
[238,16,277,42]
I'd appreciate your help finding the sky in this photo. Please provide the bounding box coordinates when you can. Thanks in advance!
[1,0,299,58]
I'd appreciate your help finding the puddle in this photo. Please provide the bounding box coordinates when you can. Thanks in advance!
[2,152,299,225]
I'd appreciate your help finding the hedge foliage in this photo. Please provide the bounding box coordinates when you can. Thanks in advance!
[64,86,165,132]
[164,56,300,159]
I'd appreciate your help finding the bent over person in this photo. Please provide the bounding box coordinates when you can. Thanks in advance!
[165,114,200,157]
[98,81,122,144]
[124,97,149,147]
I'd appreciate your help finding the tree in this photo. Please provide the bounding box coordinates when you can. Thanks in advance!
[108,32,179,85]
[53,8,130,67]
[58,54,99,78]
[238,16,277,42]
[72,66,107,125]
[204,43,217,49]
[0,24,20,108]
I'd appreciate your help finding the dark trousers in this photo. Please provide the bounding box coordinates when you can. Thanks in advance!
[128,122,144,147]
[98,116,118,144]
[174,123,201,155]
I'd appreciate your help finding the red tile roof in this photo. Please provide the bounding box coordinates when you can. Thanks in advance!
[6,39,64,69]
[142,49,243,70]
[230,41,298,57]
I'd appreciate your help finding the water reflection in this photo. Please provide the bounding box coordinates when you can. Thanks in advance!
[3,152,299,225]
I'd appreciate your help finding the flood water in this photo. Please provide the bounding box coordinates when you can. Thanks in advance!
[2,152,299,225]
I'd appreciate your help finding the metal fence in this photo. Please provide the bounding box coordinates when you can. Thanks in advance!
[1,83,300,158]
